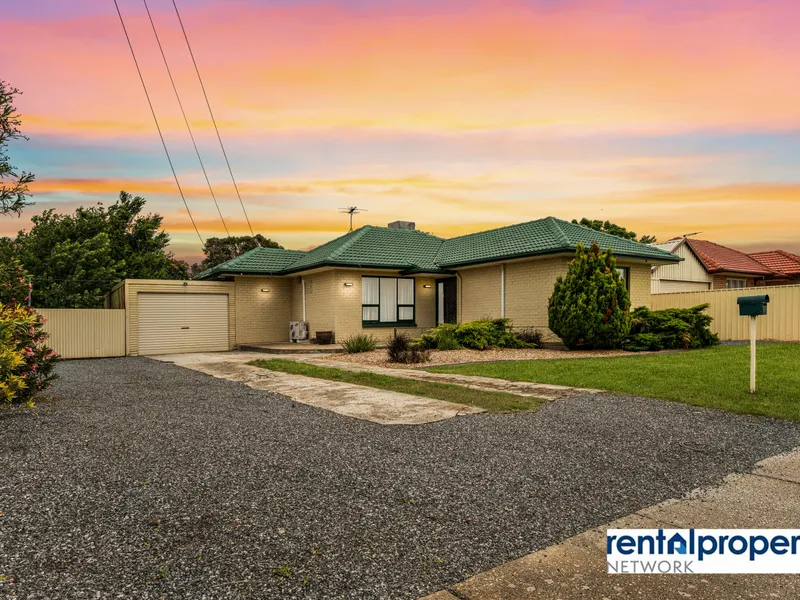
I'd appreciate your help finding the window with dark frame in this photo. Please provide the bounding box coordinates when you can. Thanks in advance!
[362,277,416,325]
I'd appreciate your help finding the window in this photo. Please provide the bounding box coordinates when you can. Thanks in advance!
[362,277,415,325]
[616,267,630,291]
[726,278,747,289]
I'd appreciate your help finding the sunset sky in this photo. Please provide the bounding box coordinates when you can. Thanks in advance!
[4,0,800,263]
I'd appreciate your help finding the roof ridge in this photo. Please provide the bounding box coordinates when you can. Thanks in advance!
[328,226,373,261]
[545,216,572,247]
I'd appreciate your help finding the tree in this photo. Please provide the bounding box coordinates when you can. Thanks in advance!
[192,234,282,275]
[548,242,631,350]
[8,191,188,308]
[1,81,35,216]
[571,218,656,244]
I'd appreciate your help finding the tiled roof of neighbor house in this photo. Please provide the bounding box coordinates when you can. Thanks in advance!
[194,247,306,279]
[748,250,800,277]
[194,216,679,279]
[283,226,446,273]
[684,238,776,276]
[434,217,678,267]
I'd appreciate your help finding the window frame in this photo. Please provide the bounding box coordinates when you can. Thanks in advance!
[361,276,416,327]
[616,266,630,292]
[726,278,747,289]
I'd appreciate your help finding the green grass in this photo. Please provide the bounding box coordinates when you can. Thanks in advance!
[428,344,800,422]
[247,359,543,413]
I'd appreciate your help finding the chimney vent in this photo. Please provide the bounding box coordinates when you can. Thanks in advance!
[388,220,415,230]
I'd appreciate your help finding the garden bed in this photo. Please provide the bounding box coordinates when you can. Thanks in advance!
[327,347,644,369]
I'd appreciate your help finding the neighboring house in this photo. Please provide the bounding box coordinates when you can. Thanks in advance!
[651,237,777,293]
[110,217,679,355]
[747,251,800,286]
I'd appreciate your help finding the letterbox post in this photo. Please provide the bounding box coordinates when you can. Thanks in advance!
[737,294,769,394]
[750,315,757,394]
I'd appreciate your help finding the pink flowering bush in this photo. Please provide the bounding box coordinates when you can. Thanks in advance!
[0,304,58,405]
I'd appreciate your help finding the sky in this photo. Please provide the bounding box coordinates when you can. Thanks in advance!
[4,0,800,264]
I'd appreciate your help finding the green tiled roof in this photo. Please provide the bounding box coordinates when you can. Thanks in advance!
[194,217,678,280]
[194,247,306,280]
[435,217,679,267]
[283,226,446,273]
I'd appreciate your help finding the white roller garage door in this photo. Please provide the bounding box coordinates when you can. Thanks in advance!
[138,293,229,355]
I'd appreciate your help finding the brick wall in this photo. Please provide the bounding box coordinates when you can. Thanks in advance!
[302,270,339,338]
[626,263,653,309]
[503,257,569,328]
[458,265,503,322]
[233,276,293,343]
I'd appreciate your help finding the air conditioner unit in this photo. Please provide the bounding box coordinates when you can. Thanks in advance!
[289,321,309,342]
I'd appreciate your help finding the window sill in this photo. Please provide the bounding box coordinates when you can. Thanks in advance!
[362,322,417,328]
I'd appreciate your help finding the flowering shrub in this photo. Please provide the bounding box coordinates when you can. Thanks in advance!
[0,255,32,306]
[0,304,58,405]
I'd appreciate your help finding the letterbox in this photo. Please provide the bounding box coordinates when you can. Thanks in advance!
[737,294,769,317]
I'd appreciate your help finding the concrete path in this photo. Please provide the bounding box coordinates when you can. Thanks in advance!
[151,352,483,425]
[421,448,800,600]
[303,357,602,401]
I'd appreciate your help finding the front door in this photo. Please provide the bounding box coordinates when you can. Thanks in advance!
[436,278,457,325]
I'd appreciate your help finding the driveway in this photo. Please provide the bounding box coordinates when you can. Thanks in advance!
[2,358,800,599]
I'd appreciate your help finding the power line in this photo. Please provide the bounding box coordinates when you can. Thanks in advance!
[142,0,229,237]
[170,0,256,239]
[112,0,205,247]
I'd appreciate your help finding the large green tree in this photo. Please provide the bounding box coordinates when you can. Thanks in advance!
[572,218,656,244]
[1,81,35,216]
[9,191,189,307]
[548,242,631,350]
[191,234,282,276]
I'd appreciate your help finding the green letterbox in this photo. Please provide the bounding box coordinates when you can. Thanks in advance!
[737,294,769,317]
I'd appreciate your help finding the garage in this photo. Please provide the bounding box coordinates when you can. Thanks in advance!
[137,293,230,355]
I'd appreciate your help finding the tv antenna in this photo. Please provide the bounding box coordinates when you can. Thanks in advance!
[339,206,367,231]
[683,231,703,238]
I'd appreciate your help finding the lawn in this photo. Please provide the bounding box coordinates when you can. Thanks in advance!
[428,344,800,422]
[248,359,544,413]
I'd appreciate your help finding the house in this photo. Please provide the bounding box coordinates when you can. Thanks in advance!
[747,251,800,286]
[650,237,778,293]
[110,217,678,355]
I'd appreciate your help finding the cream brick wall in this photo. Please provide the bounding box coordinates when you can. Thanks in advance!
[458,257,653,336]
[503,257,569,328]
[458,265,503,322]
[123,279,236,356]
[293,269,436,342]
[625,262,653,309]
[233,276,293,343]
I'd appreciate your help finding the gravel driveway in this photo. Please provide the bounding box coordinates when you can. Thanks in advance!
[2,358,799,599]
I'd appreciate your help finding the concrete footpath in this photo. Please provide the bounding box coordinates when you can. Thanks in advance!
[423,448,800,600]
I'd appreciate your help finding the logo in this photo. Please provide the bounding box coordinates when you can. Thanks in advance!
[607,529,800,574]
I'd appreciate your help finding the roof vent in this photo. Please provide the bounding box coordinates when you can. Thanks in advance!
[388,220,415,230]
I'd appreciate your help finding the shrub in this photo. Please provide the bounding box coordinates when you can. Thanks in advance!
[341,334,377,354]
[455,318,527,350]
[548,242,631,350]
[0,303,59,405]
[437,328,460,351]
[515,327,545,349]
[0,255,31,307]
[386,333,431,364]
[624,304,720,351]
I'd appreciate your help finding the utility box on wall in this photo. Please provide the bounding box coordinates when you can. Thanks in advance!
[737,294,770,317]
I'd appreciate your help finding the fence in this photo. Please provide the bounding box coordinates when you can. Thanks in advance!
[650,285,800,341]
[38,309,126,358]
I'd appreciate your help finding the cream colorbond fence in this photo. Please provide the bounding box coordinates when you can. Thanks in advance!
[38,309,126,358]
[651,285,800,341]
